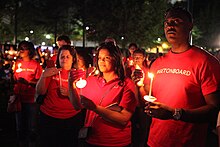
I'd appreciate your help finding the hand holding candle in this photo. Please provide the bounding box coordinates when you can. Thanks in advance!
[69,69,86,110]
[75,68,87,96]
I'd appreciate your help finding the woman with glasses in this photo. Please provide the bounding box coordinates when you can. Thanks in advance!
[11,41,42,147]
[69,42,137,147]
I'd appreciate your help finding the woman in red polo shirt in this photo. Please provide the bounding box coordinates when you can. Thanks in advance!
[69,42,137,147]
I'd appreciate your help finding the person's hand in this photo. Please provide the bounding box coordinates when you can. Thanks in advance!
[80,95,96,111]
[60,86,69,97]
[131,69,144,86]
[42,67,61,78]
[17,77,29,85]
[144,101,174,120]
[69,68,86,83]
[8,95,16,104]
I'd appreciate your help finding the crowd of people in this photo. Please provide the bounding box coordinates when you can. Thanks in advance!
[0,7,220,147]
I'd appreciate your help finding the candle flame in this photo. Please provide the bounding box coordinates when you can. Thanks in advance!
[18,63,22,68]
[135,64,141,69]
[148,72,154,79]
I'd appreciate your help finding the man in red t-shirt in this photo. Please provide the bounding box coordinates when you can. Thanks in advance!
[135,7,220,147]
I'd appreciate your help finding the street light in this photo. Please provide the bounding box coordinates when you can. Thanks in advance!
[45,34,51,39]
[25,37,29,41]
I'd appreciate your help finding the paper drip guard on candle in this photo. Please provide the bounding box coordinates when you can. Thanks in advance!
[76,78,87,89]
[144,95,157,102]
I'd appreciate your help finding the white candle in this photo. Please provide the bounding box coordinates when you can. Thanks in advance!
[16,63,22,73]
[58,71,62,87]
[148,72,154,97]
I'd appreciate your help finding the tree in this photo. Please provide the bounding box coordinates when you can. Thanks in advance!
[83,0,168,48]
[195,0,220,49]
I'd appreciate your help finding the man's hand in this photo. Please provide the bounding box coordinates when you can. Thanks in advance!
[145,101,174,120]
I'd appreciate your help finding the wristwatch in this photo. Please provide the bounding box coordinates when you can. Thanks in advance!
[173,108,183,120]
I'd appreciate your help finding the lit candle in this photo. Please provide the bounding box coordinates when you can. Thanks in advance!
[16,63,22,73]
[75,78,87,96]
[143,72,156,102]
[148,72,154,97]
[129,59,134,66]
[58,71,62,87]
[76,78,87,89]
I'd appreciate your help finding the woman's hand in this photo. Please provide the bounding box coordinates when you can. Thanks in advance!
[42,67,61,78]
[69,68,86,84]
[80,95,96,111]
[60,86,69,97]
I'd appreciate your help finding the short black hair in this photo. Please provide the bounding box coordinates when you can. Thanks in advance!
[133,48,146,57]
[57,35,71,44]
[128,43,138,49]
[165,7,193,23]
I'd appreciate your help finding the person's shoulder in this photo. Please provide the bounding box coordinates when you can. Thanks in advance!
[192,45,219,61]
[31,59,42,65]
[124,77,135,86]
[87,75,99,81]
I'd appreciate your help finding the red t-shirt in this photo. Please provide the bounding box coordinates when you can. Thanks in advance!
[82,76,137,146]
[40,69,80,119]
[148,46,220,147]
[13,59,42,103]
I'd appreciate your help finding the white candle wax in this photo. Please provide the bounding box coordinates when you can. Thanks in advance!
[58,71,62,87]
[148,72,154,97]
